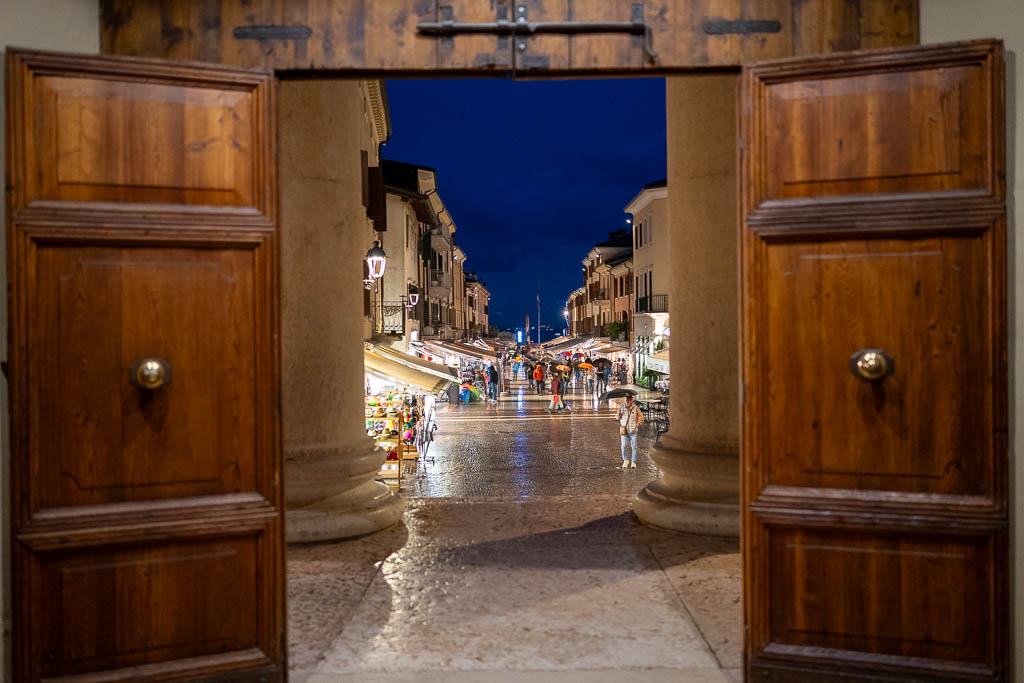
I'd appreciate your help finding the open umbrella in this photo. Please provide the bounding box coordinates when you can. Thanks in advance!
[578,362,594,369]
[555,364,571,372]
[593,358,612,369]
[598,388,637,402]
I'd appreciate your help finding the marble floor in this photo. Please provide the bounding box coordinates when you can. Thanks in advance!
[289,380,742,682]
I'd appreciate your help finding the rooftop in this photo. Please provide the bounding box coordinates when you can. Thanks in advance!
[381,159,438,194]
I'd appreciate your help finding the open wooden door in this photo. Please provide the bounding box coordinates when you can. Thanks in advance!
[6,50,283,681]
[741,40,1006,681]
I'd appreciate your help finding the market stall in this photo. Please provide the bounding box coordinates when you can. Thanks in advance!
[364,345,456,489]
[414,340,498,403]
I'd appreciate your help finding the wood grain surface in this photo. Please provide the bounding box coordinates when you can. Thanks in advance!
[6,50,283,682]
[741,40,1007,681]
[99,0,919,73]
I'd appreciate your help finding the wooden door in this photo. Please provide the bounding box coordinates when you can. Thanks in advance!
[741,40,1006,681]
[6,50,283,681]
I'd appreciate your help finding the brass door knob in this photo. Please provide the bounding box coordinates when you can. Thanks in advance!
[849,349,893,382]
[130,358,172,390]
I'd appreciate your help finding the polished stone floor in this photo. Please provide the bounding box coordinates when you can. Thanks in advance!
[289,380,742,682]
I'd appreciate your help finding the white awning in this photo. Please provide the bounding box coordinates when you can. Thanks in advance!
[368,344,458,381]
[364,348,454,394]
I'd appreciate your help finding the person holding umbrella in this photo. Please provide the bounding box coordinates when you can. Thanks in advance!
[616,392,644,468]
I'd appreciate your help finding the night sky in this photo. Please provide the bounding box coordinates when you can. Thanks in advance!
[383,77,666,337]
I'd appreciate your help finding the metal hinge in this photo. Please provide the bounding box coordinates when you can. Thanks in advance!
[420,3,658,64]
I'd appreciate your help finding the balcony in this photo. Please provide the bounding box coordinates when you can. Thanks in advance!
[636,294,668,314]
[590,288,609,302]
[428,271,452,297]
[372,300,406,337]
[429,228,451,251]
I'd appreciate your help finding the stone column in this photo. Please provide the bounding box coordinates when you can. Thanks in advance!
[634,74,740,536]
[280,80,404,543]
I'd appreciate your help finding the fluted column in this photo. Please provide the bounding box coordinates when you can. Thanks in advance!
[280,80,403,543]
[634,74,740,536]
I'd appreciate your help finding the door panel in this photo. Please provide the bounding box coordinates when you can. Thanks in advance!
[759,63,994,201]
[742,41,1006,681]
[7,50,283,681]
[27,74,258,207]
[764,235,993,498]
[33,246,257,506]
[39,537,261,678]
[765,526,995,662]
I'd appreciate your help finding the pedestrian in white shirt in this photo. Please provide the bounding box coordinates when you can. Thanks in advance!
[616,394,644,468]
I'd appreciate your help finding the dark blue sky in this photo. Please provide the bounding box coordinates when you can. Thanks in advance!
[383,77,666,334]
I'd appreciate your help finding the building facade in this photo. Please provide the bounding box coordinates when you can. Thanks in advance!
[380,159,481,347]
[580,229,632,336]
[465,273,490,336]
[625,178,670,380]
[567,287,587,336]
[609,257,633,340]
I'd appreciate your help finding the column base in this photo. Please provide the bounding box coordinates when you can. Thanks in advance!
[287,480,404,544]
[633,433,740,537]
[633,482,739,537]
[285,442,405,544]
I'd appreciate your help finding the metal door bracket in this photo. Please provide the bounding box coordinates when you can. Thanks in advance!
[420,3,658,63]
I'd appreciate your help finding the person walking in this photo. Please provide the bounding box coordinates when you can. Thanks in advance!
[487,362,500,403]
[532,362,545,395]
[546,372,562,412]
[558,370,571,411]
[616,394,644,468]
[596,365,609,395]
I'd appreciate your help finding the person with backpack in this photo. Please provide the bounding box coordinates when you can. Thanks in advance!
[532,362,545,395]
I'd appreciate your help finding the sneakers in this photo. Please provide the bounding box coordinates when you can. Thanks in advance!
[630,461,637,469]
[621,460,629,469]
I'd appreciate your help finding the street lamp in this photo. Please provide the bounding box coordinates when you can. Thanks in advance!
[407,283,419,307]
[365,240,387,280]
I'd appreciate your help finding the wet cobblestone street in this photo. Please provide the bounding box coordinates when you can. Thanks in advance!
[289,379,742,682]
[404,380,662,497]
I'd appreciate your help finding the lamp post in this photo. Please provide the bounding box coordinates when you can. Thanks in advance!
[407,283,419,308]
[563,308,569,336]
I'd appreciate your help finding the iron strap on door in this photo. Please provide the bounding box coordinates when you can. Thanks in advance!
[417,3,659,66]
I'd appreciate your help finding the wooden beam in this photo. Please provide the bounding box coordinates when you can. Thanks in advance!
[100,0,919,73]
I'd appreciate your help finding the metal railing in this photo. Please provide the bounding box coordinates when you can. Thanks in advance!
[373,300,406,336]
[429,272,452,289]
[636,294,668,313]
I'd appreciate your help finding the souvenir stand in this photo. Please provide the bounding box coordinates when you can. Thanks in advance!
[364,345,456,490]
[365,390,436,490]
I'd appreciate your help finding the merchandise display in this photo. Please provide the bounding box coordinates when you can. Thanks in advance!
[367,392,437,490]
